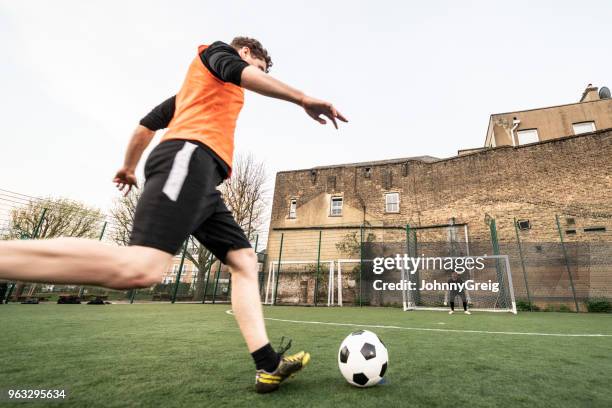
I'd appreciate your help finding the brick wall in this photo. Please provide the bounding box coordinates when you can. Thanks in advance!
[266,130,612,305]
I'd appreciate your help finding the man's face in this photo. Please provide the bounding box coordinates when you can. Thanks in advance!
[452,272,458,280]
[237,46,267,72]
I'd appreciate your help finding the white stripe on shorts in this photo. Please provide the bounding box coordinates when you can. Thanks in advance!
[162,142,198,201]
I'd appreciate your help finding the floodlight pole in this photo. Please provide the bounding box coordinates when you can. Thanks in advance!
[513,218,532,311]
[171,240,189,304]
[555,215,580,312]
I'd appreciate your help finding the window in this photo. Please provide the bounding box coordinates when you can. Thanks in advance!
[385,192,400,213]
[572,121,596,135]
[364,167,372,178]
[517,219,531,230]
[584,226,606,233]
[172,264,180,275]
[330,197,343,216]
[517,129,539,145]
[289,199,297,219]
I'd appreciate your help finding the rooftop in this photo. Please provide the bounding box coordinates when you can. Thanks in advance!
[278,155,440,174]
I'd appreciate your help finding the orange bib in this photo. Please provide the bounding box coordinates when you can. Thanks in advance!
[163,45,245,173]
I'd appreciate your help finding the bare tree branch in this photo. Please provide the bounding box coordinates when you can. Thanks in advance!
[3,198,104,240]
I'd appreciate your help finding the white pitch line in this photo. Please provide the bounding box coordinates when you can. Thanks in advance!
[224,310,612,338]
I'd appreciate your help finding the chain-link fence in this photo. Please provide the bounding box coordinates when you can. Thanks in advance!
[0,190,264,304]
[1,187,610,312]
[263,215,612,312]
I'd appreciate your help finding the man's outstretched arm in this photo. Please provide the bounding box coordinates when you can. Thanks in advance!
[113,125,155,195]
[113,96,176,195]
[240,66,348,128]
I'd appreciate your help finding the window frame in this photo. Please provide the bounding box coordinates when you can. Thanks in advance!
[516,129,539,145]
[330,196,343,217]
[517,219,531,230]
[384,192,400,213]
[572,121,596,135]
[288,198,297,219]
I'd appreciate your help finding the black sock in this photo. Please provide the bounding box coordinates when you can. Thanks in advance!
[251,343,281,372]
[450,301,455,311]
[463,301,467,311]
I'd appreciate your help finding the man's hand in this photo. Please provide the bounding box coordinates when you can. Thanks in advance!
[113,167,138,196]
[301,96,348,129]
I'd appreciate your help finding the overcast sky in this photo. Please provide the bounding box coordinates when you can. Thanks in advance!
[1,0,610,217]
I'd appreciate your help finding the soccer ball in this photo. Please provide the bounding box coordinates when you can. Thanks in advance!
[338,330,388,387]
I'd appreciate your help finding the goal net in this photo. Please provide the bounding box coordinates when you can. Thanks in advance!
[263,260,336,306]
[402,255,517,314]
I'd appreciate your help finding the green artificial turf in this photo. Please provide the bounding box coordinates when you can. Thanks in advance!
[1,304,611,407]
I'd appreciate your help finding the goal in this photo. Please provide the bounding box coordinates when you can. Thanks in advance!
[402,255,517,314]
[263,260,336,306]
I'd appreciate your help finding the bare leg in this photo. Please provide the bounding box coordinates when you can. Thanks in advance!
[225,248,269,352]
[0,238,172,289]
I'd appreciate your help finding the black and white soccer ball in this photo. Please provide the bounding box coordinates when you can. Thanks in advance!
[338,330,388,387]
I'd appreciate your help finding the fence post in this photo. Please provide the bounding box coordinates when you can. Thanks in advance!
[314,230,322,306]
[273,233,284,305]
[555,215,580,312]
[513,218,532,311]
[171,240,189,304]
[485,215,509,309]
[359,225,364,307]
[201,255,214,304]
[5,283,15,304]
[255,234,265,293]
[212,261,222,304]
[32,208,48,239]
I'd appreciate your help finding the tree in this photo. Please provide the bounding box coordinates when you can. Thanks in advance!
[218,153,267,241]
[109,188,141,246]
[185,237,216,300]
[3,197,104,299]
[108,154,269,300]
[4,197,104,240]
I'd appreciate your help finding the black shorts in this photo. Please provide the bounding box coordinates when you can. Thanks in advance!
[129,140,251,262]
[449,291,467,302]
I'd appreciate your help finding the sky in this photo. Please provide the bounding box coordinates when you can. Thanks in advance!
[1,0,611,221]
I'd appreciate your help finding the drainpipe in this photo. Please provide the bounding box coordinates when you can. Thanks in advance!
[510,117,521,146]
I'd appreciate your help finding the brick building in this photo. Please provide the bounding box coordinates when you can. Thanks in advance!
[265,88,612,308]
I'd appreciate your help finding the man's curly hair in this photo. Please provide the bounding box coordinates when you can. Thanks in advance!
[231,36,273,72]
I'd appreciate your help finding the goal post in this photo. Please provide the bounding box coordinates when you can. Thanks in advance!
[402,255,517,314]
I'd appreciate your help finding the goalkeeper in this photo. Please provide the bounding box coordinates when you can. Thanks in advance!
[445,271,471,315]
